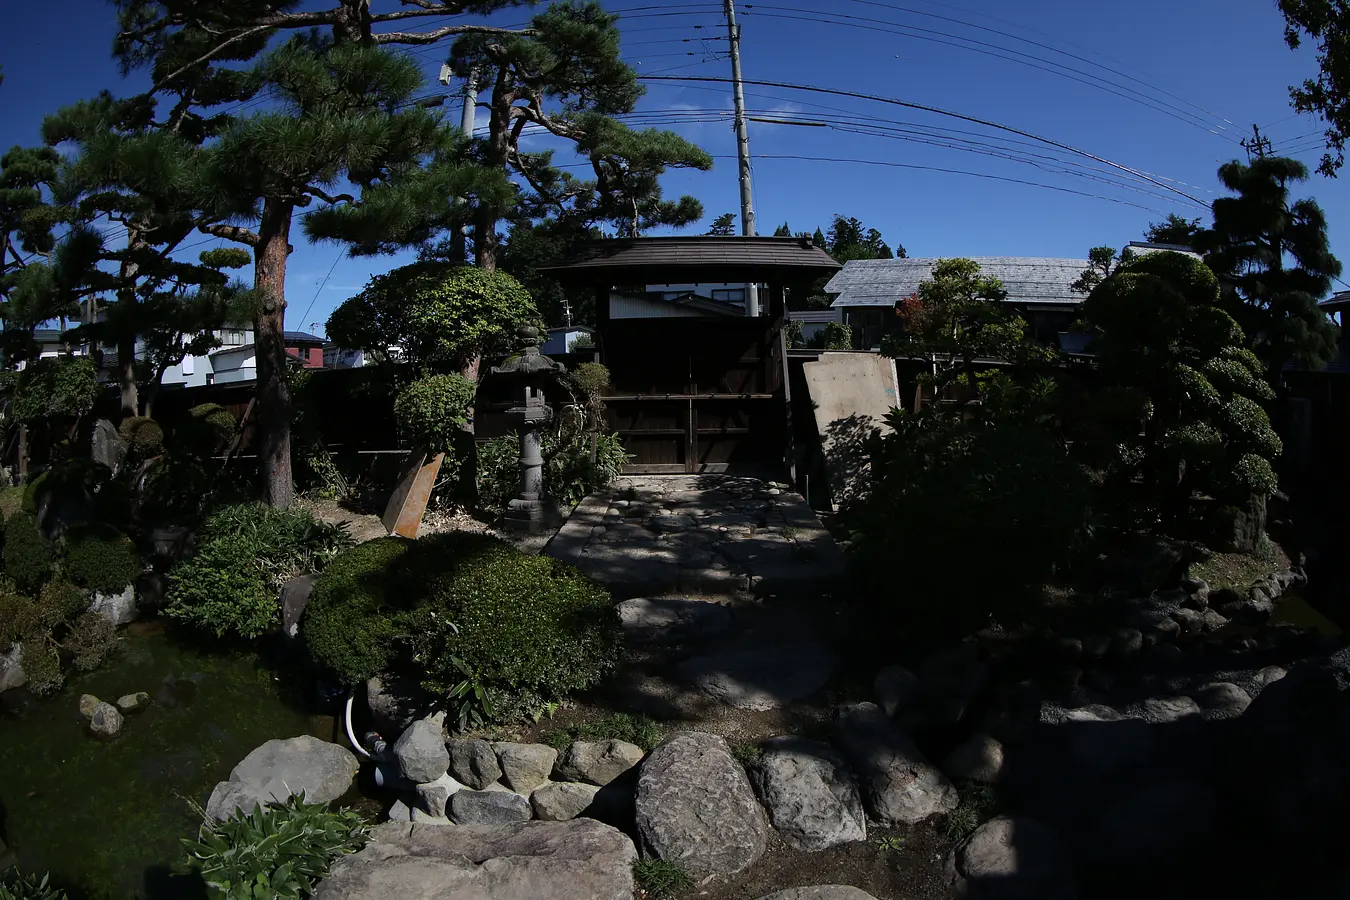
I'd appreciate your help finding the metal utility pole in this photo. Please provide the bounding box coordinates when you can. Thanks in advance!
[725,0,760,317]
[440,64,480,263]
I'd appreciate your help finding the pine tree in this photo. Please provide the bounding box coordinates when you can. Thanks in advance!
[1279,0,1350,176]
[184,37,504,507]
[0,145,73,366]
[706,213,736,236]
[1144,213,1202,246]
[447,1,711,269]
[1193,156,1342,379]
[773,221,791,237]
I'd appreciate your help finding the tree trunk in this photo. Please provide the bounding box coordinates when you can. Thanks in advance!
[117,234,145,418]
[253,199,295,508]
[473,205,498,272]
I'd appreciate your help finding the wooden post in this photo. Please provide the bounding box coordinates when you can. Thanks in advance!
[381,446,445,539]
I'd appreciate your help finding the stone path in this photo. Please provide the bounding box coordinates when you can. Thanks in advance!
[544,475,847,598]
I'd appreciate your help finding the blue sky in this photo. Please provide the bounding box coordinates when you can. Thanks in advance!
[1,0,1341,334]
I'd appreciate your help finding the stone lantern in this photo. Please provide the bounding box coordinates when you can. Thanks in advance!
[490,324,566,532]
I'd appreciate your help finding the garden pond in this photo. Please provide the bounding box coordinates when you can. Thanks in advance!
[0,622,377,899]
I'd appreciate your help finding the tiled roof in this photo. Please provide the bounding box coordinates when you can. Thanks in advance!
[826,257,1093,308]
[542,236,841,279]
[283,331,325,343]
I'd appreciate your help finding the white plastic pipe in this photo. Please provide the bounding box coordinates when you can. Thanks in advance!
[344,690,372,759]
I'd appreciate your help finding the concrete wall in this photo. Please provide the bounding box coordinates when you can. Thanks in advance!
[801,351,901,510]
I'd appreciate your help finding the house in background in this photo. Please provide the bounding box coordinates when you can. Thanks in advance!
[786,308,841,344]
[159,328,328,388]
[541,326,595,355]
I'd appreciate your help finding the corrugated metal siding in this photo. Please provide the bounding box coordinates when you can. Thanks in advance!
[610,294,710,319]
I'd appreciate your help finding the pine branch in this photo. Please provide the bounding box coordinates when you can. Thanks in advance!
[153,24,274,91]
[307,187,357,206]
[199,223,261,247]
[374,24,534,45]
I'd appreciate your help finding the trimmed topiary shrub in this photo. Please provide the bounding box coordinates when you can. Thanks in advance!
[62,523,141,595]
[165,503,352,639]
[304,532,620,725]
[118,416,164,455]
[176,403,236,456]
[4,514,53,595]
[393,374,476,456]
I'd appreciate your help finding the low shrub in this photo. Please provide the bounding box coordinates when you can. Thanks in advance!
[63,611,118,672]
[476,431,630,512]
[39,577,89,622]
[475,435,521,512]
[178,403,236,456]
[4,514,53,594]
[304,532,621,725]
[165,504,352,639]
[183,795,369,899]
[393,374,476,456]
[543,713,665,752]
[62,523,141,594]
[0,871,66,900]
[118,416,164,455]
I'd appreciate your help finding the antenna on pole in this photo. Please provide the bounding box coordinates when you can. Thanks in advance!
[724,0,760,317]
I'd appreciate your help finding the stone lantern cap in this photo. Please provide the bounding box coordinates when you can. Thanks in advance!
[490,324,567,380]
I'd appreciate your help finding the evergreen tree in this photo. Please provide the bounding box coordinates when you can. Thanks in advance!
[773,221,791,237]
[706,213,736,236]
[827,214,898,261]
[1144,213,1203,246]
[1193,156,1342,379]
[1081,251,1282,537]
[1279,0,1350,175]
[447,1,711,269]
[0,145,74,366]
[811,227,826,249]
[185,37,505,507]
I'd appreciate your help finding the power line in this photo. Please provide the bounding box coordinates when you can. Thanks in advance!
[739,6,1241,141]
[296,251,343,332]
[640,74,1209,205]
[833,0,1237,131]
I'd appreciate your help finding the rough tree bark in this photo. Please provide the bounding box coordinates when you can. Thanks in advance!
[253,199,295,508]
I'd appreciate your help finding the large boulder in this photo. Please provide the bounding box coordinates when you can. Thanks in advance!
[617,596,732,645]
[1090,781,1217,865]
[451,789,533,825]
[90,585,137,626]
[365,675,430,737]
[493,743,558,794]
[919,642,988,727]
[751,736,866,851]
[205,781,273,822]
[945,816,1077,900]
[873,665,920,718]
[416,774,464,819]
[636,731,768,876]
[449,739,503,790]
[0,643,25,693]
[88,702,124,738]
[531,782,601,822]
[833,702,957,825]
[91,419,128,472]
[281,574,317,640]
[942,734,1005,784]
[394,718,450,784]
[228,735,359,806]
[553,740,644,786]
[677,641,836,711]
[312,819,637,900]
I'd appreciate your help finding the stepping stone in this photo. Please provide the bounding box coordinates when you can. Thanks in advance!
[617,597,732,645]
[678,641,836,711]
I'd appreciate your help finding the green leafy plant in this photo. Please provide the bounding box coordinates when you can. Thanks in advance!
[945,782,998,842]
[183,796,369,900]
[165,504,352,639]
[4,357,101,425]
[4,514,53,595]
[394,374,476,456]
[61,522,141,594]
[475,434,523,512]
[631,858,694,900]
[822,321,852,350]
[873,834,907,852]
[304,532,621,725]
[542,713,665,752]
[177,403,237,457]
[730,741,763,769]
[0,871,66,900]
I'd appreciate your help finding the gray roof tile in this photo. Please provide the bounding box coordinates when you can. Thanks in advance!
[826,257,1093,308]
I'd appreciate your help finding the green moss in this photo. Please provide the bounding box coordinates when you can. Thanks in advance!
[4,514,53,595]
[0,485,24,523]
[1187,537,1289,593]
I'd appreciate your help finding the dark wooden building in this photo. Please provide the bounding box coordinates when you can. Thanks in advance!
[544,236,840,476]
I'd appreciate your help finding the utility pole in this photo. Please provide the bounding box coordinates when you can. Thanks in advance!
[1242,123,1272,161]
[441,63,480,264]
[725,0,760,317]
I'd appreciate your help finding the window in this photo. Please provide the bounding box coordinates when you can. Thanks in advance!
[711,289,746,303]
[217,329,246,345]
